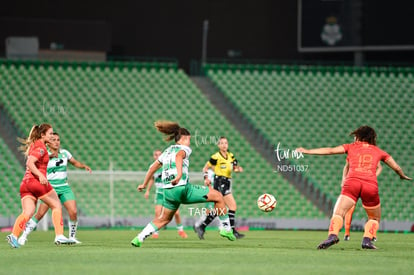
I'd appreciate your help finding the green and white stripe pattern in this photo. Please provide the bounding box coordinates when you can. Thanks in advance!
[154,167,163,194]
[158,144,191,189]
[47,149,72,188]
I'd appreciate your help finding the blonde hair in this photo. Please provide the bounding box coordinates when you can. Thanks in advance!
[18,124,52,156]
[154,121,190,142]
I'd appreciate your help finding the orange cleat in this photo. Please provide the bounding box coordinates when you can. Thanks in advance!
[178,230,188,239]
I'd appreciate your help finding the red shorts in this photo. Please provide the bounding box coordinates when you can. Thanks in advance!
[341,178,380,207]
[20,178,54,199]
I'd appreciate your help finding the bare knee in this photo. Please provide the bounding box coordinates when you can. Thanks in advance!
[49,202,62,211]
[23,209,35,218]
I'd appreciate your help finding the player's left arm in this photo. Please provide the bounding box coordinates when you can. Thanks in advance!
[69,157,92,173]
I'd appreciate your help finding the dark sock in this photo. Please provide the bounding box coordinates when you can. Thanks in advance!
[228,210,236,230]
[201,211,217,229]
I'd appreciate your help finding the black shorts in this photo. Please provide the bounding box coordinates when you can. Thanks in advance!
[213,176,232,196]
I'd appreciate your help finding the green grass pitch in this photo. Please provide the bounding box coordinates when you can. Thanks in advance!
[1,229,413,274]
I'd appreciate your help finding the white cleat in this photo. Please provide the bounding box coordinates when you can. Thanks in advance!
[17,236,27,246]
[54,235,73,245]
[69,237,82,244]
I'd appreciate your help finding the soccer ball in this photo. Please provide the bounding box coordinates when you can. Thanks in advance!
[257,193,277,212]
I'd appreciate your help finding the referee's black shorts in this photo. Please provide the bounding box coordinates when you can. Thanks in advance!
[213,176,232,196]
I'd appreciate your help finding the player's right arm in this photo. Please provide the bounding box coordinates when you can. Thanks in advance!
[27,156,48,185]
[138,160,162,191]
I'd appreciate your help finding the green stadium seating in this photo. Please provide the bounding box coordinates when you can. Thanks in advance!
[0,138,24,216]
[0,60,325,219]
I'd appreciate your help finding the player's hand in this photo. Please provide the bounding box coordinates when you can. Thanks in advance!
[235,166,243,172]
[39,174,49,185]
[144,191,150,199]
[171,177,180,186]
[295,147,306,153]
[204,178,211,186]
[137,184,146,192]
[84,166,92,173]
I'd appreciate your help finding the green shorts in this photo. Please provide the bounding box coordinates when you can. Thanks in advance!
[163,184,210,211]
[155,192,164,205]
[53,185,76,204]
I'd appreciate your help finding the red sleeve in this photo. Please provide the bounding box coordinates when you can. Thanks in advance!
[381,149,391,162]
[342,143,350,153]
[29,143,46,160]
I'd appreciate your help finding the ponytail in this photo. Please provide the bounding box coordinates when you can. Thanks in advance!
[18,123,52,156]
[154,121,190,142]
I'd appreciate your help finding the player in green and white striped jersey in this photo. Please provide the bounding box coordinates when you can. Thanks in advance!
[131,121,235,247]
[18,133,91,245]
[144,149,188,239]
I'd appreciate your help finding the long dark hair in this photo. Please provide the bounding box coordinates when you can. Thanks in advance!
[154,121,190,142]
[18,123,52,156]
[350,125,377,145]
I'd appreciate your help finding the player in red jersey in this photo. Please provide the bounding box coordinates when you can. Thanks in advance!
[6,124,72,248]
[297,125,411,250]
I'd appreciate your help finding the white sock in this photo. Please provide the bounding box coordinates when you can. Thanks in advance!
[176,224,184,231]
[68,220,78,239]
[138,222,158,242]
[195,214,207,227]
[20,218,38,239]
[218,215,231,231]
